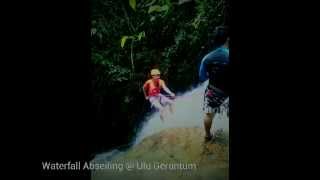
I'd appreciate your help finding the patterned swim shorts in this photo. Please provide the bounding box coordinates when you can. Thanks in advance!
[203,85,228,113]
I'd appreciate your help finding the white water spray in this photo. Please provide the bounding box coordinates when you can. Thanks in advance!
[93,80,228,162]
[133,80,229,145]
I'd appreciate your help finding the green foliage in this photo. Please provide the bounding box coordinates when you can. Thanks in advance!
[92,51,131,86]
[120,31,145,48]
[137,31,145,40]
[148,5,169,13]
[129,0,136,11]
[121,36,129,48]
[91,0,227,148]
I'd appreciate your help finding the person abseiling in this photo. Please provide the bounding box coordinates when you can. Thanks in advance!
[143,69,175,121]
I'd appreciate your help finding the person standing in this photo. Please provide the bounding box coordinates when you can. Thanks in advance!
[199,26,229,141]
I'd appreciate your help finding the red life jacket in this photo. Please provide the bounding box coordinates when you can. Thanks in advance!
[145,79,161,96]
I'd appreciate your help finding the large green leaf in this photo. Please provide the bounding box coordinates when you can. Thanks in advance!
[121,36,135,48]
[121,36,128,48]
[161,5,169,11]
[148,5,161,13]
[148,5,169,14]
[137,31,145,40]
[129,0,136,11]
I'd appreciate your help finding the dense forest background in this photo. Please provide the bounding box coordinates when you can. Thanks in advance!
[91,0,228,154]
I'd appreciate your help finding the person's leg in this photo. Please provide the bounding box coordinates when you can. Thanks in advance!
[204,112,214,138]
[169,104,174,114]
[160,110,165,121]
[203,86,228,141]
[160,94,174,114]
[203,89,216,140]
[151,100,165,121]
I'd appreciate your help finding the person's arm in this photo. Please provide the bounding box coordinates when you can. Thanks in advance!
[199,49,225,83]
[161,80,175,97]
[142,81,149,100]
[199,56,209,82]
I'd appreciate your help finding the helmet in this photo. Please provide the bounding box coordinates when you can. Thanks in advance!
[150,69,161,76]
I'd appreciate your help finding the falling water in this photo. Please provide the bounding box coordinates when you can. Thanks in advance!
[93,80,229,162]
[133,80,229,145]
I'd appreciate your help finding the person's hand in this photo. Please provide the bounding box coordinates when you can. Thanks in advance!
[145,96,149,100]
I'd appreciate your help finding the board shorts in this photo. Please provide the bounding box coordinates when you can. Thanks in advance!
[149,94,174,109]
[203,85,228,113]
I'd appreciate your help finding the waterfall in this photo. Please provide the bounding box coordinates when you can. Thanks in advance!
[133,80,229,145]
[93,80,229,162]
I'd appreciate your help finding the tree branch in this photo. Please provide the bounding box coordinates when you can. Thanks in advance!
[130,40,135,77]
[121,2,136,33]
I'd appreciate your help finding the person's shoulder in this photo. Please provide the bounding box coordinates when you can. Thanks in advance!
[144,79,152,84]
[211,47,228,60]
[214,47,226,54]
[204,47,222,59]
[159,79,165,85]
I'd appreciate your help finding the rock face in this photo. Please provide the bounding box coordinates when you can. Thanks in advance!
[92,127,229,180]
